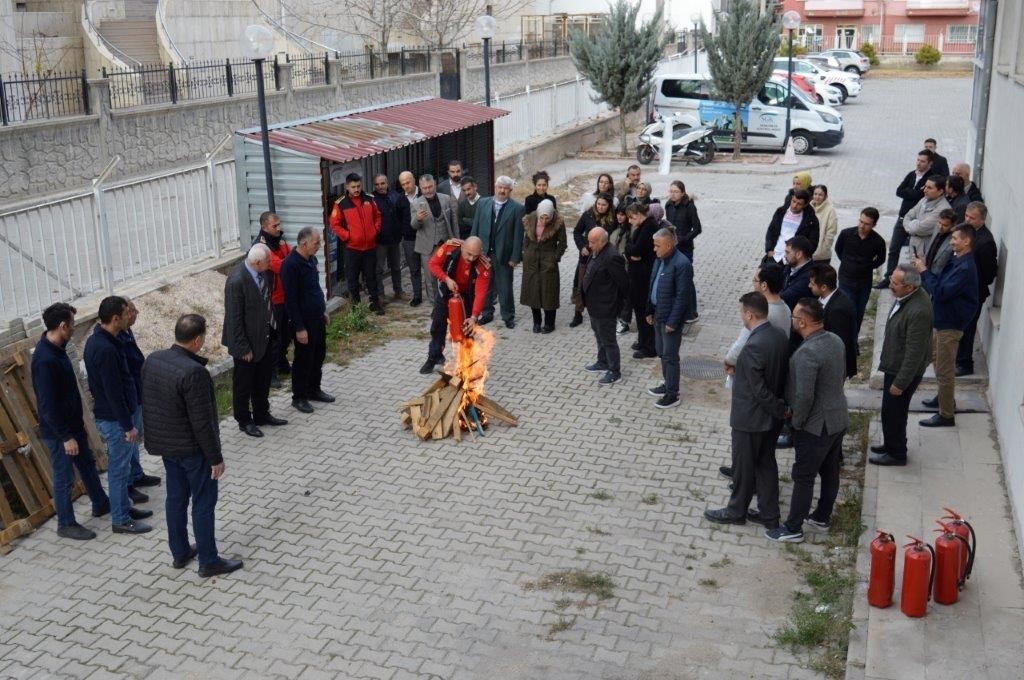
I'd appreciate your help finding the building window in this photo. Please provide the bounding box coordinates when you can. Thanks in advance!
[947,24,978,44]
[798,25,824,49]
[861,24,880,45]
[894,23,926,43]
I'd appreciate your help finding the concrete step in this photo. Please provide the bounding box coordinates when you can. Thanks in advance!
[97,18,162,66]
[124,0,158,19]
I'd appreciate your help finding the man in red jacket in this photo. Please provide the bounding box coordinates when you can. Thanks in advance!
[254,211,292,379]
[330,173,383,314]
[420,236,491,374]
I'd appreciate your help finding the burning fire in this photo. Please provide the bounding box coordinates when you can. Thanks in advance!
[446,326,495,405]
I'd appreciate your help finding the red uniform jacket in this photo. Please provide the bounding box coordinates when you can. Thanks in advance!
[330,192,381,252]
[428,244,491,318]
[255,234,292,306]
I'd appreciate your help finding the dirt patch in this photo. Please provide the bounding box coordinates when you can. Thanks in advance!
[130,269,230,363]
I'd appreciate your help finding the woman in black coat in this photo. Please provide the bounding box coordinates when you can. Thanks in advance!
[524,170,556,215]
[664,180,702,262]
[570,193,614,327]
[624,203,657,358]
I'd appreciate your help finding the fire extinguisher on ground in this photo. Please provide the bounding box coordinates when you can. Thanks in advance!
[933,521,971,605]
[940,507,977,586]
[868,531,897,608]
[900,536,935,618]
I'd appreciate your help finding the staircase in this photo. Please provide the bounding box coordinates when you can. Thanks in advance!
[95,0,162,67]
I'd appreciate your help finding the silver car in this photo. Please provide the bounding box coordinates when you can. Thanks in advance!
[817,49,872,75]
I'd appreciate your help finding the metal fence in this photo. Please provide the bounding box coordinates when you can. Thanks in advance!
[333,47,449,81]
[106,58,279,109]
[797,33,976,55]
[287,53,329,88]
[0,70,90,125]
[0,157,238,323]
[462,39,570,65]
[488,76,609,154]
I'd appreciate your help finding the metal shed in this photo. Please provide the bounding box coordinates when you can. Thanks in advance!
[233,97,508,294]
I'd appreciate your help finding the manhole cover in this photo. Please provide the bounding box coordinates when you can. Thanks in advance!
[681,358,726,380]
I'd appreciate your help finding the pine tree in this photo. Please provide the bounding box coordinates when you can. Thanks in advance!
[568,0,670,155]
[701,0,780,159]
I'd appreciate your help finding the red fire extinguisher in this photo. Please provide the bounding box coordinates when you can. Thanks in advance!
[447,293,466,343]
[900,536,935,618]
[933,521,970,605]
[940,507,976,585]
[868,531,897,608]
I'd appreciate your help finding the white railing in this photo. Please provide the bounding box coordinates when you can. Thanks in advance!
[82,0,139,69]
[486,75,610,153]
[156,0,186,63]
[0,157,238,324]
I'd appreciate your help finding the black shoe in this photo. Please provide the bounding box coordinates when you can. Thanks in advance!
[655,395,680,409]
[718,465,733,480]
[255,415,288,427]
[128,487,149,504]
[869,452,907,466]
[919,413,955,428]
[198,557,244,578]
[921,396,939,408]
[870,444,889,454]
[533,322,542,333]
[598,371,621,385]
[874,278,890,289]
[270,376,281,389]
[569,313,583,328]
[647,384,667,397]
[631,342,641,351]
[632,350,656,359]
[310,390,335,403]
[410,297,423,307]
[129,507,153,520]
[371,305,385,316]
[133,473,162,488]
[173,544,198,569]
[746,509,765,525]
[240,422,264,438]
[112,519,153,534]
[955,365,973,377]
[585,362,609,373]
[477,314,493,325]
[419,359,440,375]
[292,399,314,414]
[91,503,110,518]
[57,523,96,541]
[704,508,746,525]
[541,325,554,334]
[777,434,793,448]
[504,318,516,329]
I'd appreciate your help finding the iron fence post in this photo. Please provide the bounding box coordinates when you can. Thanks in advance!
[273,55,280,90]
[324,52,331,83]
[81,70,90,114]
[168,62,178,103]
[369,49,375,80]
[426,46,432,72]
[226,59,234,96]
[401,48,406,75]
[0,74,8,125]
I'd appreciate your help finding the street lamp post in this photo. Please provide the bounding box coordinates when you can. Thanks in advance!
[690,12,701,72]
[474,14,497,107]
[242,24,277,211]
[781,11,801,156]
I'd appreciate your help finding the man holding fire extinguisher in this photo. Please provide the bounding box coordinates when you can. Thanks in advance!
[419,236,492,375]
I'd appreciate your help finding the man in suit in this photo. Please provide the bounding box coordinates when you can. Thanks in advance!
[956,202,997,376]
[781,236,814,310]
[436,160,464,201]
[923,137,949,179]
[879,149,934,287]
[924,209,956,276]
[952,163,983,203]
[705,292,789,528]
[914,225,979,427]
[645,228,695,409]
[870,265,933,466]
[281,227,334,414]
[581,227,629,386]
[767,298,849,543]
[765,190,820,263]
[223,244,288,437]
[471,175,526,329]
[253,211,292,379]
[457,176,481,240]
[809,264,858,379]
[143,314,243,578]
[411,174,459,308]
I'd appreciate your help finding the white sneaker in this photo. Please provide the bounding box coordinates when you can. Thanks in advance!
[616,320,629,334]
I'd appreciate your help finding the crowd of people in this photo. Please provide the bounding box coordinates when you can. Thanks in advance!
[30,138,997,565]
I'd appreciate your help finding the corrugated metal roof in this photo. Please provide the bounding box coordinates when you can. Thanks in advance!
[241,98,508,163]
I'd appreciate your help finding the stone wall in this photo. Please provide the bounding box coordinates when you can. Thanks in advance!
[0,64,438,206]
[461,55,577,102]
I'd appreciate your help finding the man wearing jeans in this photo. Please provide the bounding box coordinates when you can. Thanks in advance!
[118,298,162,498]
[84,296,152,535]
[142,314,242,577]
[645,228,694,409]
[31,303,109,540]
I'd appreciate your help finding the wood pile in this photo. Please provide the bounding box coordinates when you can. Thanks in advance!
[400,372,517,441]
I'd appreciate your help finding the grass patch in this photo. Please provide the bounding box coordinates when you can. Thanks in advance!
[709,556,732,569]
[698,578,719,589]
[524,569,616,601]
[213,372,233,419]
[780,473,792,484]
[324,299,428,366]
[660,421,685,431]
[588,489,613,501]
[608,416,622,425]
[553,597,574,611]
[586,526,611,536]
[575,547,586,555]
[854,289,880,382]
[828,487,865,550]
[547,616,575,638]
[641,493,659,505]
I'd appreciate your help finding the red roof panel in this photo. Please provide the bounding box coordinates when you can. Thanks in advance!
[243,98,508,163]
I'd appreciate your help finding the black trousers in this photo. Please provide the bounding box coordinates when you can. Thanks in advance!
[344,248,379,305]
[880,372,922,459]
[232,345,274,425]
[292,317,326,399]
[590,316,620,373]
[427,292,449,363]
[955,302,983,369]
[632,300,654,353]
[273,303,290,371]
[883,217,908,278]
[531,308,556,327]
[726,425,783,526]
[783,428,844,532]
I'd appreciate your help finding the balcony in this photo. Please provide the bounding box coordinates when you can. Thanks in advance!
[905,0,971,15]
[803,0,865,18]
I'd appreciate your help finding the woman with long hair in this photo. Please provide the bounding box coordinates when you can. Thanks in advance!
[520,199,567,333]
[611,206,632,333]
[578,173,619,213]
[664,180,702,262]
[524,170,556,215]
[810,184,838,262]
[624,203,657,358]
[570,193,614,327]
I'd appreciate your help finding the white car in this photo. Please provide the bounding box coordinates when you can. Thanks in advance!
[817,49,872,75]
[772,58,861,102]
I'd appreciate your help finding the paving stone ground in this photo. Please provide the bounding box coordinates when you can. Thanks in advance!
[0,77,973,680]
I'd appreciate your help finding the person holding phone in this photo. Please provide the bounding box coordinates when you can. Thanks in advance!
[903,177,950,263]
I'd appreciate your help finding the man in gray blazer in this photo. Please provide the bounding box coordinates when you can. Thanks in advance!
[471,175,526,328]
[767,298,849,543]
[411,174,459,306]
[222,244,288,437]
[705,292,789,528]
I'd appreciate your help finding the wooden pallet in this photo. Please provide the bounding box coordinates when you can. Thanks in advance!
[400,372,518,441]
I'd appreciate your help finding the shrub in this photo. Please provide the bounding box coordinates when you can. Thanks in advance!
[860,42,880,66]
[779,41,808,58]
[915,44,941,66]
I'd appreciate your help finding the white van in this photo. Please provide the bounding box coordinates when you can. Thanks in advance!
[652,73,844,155]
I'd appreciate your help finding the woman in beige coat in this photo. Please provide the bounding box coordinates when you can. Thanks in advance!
[811,184,838,262]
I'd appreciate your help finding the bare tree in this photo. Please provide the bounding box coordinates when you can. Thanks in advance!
[398,0,530,49]
[297,0,406,51]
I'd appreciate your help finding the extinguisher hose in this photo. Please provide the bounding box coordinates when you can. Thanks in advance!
[954,535,971,589]
[965,520,976,579]
[926,543,936,602]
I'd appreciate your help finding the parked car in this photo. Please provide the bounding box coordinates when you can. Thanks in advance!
[773,70,843,106]
[804,53,842,69]
[772,57,861,102]
[815,49,872,75]
[651,73,844,155]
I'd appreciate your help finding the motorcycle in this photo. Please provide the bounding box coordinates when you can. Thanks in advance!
[636,119,717,166]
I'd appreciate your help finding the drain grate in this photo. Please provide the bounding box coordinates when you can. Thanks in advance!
[681,357,726,380]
